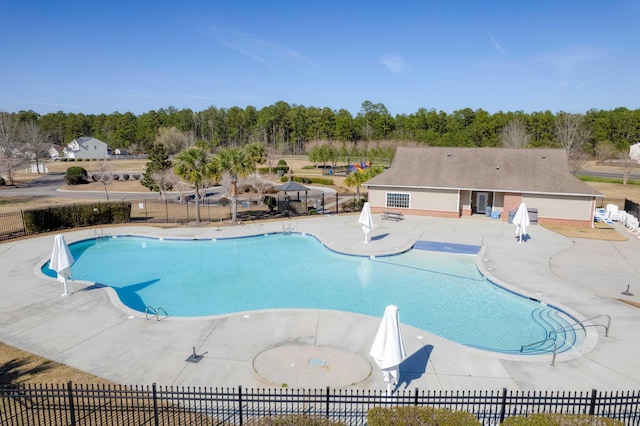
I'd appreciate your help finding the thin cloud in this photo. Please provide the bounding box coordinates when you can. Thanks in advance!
[538,45,605,77]
[216,37,271,67]
[489,33,506,53]
[379,55,411,74]
[199,26,319,69]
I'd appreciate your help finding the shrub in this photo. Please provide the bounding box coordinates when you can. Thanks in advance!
[132,173,141,180]
[276,165,289,174]
[501,413,624,425]
[65,166,88,185]
[122,174,130,180]
[368,406,481,426]
[113,174,120,180]
[279,176,334,186]
[23,202,131,233]
[0,176,5,186]
[275,159,289,175]
[66,166,87,176]
[244,414,345,425]
[263,195,277,211]
[60,158,68,162]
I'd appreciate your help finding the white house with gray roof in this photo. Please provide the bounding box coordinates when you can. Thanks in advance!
[64,137,108,160]
[364,147,602,227]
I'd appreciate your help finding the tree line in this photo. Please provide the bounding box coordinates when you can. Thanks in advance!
[3,102,639,156]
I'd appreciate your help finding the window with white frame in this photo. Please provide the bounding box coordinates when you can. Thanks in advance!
[386,192,410,208]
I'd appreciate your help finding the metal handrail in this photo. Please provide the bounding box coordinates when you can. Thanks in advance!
[145,306,168,321]
[549,314,611,338]
[157,307,168,320]
[520,313,611,366]
[145,306,156,320]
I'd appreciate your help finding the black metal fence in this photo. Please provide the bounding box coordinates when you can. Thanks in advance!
[0,193,357,241]
[1,383,639,426]
[0,211,26,241]
[625,198,640,219]
[0,202,131,241]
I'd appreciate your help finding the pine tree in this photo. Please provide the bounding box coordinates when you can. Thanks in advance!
[141,144,172,192]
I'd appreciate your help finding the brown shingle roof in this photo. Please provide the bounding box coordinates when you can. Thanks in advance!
[365,147,601,197]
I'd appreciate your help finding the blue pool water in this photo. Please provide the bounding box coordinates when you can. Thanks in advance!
[42,233,584,355]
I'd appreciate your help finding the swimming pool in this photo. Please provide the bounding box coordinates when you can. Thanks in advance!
[42,233,584,355]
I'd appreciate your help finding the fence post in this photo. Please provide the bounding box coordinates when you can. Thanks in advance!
[66,381,76,426]
[326,386,330,418]
[20,209,28,237]
[152,383,159,426]
[238,385,243,425]
[165,199,169,223]
[414,387,419,406]
[589,388,597,416]
[499,387,507,424]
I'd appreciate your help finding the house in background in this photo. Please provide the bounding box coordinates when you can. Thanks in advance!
[64,137,108,160]
[364,147,602,227]
[48,144,65,160]
[630,143,640,163]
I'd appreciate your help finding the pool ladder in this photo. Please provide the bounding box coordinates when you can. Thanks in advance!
[520,313,610,366]
[145,306,168,321]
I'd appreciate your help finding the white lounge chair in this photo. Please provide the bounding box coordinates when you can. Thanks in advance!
[618,211,628,226]
[626,216,639,235]
[606,204,621,222]
[594,208,613,225]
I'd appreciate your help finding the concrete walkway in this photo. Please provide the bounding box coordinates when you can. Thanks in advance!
[1,214,639,392]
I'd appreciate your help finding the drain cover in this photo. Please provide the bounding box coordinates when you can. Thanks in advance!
[308,358,326,367]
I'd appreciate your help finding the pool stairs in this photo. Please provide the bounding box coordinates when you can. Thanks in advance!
[521,311,611,365]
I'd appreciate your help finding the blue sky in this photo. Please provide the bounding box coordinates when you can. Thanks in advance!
[1,0,639,116]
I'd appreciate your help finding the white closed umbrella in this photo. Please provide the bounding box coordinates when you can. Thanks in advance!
[50,234,75,296]
[358,202,373,244]
[513,203,530,243]
[369,305,407,394]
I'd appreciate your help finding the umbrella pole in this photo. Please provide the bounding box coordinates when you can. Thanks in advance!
[62,278,70,297]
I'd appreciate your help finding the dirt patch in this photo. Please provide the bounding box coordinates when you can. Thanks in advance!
[0,342,112,386]
[616,299,640,309]
[542,222,628,241]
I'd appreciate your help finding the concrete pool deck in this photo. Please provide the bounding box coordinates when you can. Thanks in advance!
[1,214,639,392]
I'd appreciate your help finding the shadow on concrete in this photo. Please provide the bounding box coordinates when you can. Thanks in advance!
[396,344,433,391]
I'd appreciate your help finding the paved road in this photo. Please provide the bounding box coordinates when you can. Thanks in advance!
[1,172,336,205]
[0,173,164,201]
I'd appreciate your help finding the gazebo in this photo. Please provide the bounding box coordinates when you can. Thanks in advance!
[276,181,311,215]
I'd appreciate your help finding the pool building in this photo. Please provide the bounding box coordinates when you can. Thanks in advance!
[364,147,602,227]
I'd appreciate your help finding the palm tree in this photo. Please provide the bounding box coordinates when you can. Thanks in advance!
[344,170,367,198]
[174,147,214,223]
[244,142,266,165]
[344,166,384,199]
[214,147,256,222]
